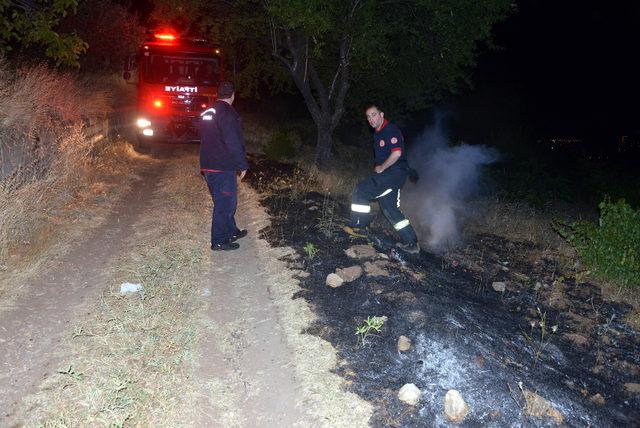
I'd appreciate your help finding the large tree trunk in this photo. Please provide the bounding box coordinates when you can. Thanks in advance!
[314,119,334,170]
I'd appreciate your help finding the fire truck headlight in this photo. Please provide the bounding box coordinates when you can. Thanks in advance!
[142,128,154,136]
[137,118,152,128]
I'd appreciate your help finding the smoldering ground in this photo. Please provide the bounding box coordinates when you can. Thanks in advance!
[403,112,497,251]
[245,154,640,427]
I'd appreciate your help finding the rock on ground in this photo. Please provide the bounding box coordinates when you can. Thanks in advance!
[624,383,640,394]
[397,335,412,352]
[345,245,378,259]
[444,389,469,424]
[589,393,605,406]
[398,383,421,406]
[364,261,389,277]
[524,390,564,425]
[492,281,506,293]
[563,333,588,346]
[326,273,344,288]
[335,265,363,282]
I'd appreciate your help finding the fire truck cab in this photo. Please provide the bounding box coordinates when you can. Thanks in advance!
[128,31,223,143]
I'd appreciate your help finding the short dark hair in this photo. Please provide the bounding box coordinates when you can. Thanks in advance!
[364,103,381,113]
[217,81,235,99]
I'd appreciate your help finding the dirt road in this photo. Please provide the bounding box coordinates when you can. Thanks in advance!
[0,145,370,427]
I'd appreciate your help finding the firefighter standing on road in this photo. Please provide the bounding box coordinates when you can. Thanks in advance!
[199,81,249,251]
[348,104,420,254]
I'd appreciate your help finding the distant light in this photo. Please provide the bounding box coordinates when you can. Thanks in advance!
[137,118,151,128]
[215,49,221,54]
[153,99,163,108]
[201,103,207,108]
[142,129,154,136]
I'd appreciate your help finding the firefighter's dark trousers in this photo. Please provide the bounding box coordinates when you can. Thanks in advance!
[349,166,418,245]
[205,171,240,245]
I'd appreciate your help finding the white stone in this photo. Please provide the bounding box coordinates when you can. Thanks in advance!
[492,281,506,293]
[397,336,412,352]
[444,389,469,423]
[326,273,344,288]
[398,383,421,406]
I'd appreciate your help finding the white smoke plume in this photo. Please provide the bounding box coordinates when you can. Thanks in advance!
[403,112,497,251]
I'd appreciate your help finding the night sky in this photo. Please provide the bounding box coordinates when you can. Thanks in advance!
[468,0,639,145]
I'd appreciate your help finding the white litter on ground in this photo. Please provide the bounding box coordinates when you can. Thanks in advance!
[120,282,143,294]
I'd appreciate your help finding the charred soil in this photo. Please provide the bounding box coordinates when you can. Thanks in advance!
[245,154,640,427]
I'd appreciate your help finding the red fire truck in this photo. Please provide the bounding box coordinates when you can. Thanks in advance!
[125,30,224,143]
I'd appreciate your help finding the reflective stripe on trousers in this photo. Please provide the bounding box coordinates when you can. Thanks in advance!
[351,203,371,213]
[393,219,410,230]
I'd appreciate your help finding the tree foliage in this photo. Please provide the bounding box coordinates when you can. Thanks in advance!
[150,0,513,168]
[0,0,87,67]
[59,0,144,72]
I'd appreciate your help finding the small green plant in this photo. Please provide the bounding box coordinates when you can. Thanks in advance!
[303,242,319,260]
[554,197,640,287]
[355,316,385,345]
[522,307,558,367]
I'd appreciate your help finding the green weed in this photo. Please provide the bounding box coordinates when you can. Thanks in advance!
[554,197,640,287]
[304,242,319,260]
[355,316,385,346]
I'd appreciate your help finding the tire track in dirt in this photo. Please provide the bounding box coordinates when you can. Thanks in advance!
[192,186,308,426]
[0,163,164,422]
[190,181,373,427]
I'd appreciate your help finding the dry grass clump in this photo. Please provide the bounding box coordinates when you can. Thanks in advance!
[241,113,369,201]
[0,60,114,264]
[466,200,574,248]
[299,142,370,201]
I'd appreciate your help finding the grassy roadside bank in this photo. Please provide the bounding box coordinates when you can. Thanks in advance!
[15,153,211,426]
[0,141,146,310]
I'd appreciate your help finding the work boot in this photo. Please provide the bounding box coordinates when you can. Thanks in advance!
[211,241,240,251]
[397,242,420,254]
[231,229,248,241]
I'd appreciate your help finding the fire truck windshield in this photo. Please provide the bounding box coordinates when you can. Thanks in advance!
[143,54,220,86]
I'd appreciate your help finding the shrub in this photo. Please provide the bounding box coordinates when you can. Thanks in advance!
[554,197,640,287]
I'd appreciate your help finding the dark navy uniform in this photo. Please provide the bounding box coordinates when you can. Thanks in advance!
[350,120,418,246]
[199,100,248,247]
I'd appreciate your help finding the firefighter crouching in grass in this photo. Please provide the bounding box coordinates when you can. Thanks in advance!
[199,81,249,251]
[347,104,420,254]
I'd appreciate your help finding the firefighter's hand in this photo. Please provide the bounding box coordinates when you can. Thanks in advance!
[374,165,384,174]
[238,170,247,180]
